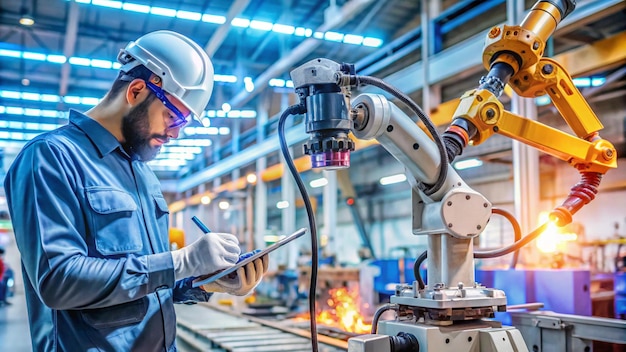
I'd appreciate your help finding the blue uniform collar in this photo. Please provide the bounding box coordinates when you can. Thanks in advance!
[69,109,129,159]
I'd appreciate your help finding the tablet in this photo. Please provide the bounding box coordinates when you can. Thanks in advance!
[192,227,308,287]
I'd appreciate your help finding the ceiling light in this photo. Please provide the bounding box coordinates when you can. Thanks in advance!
[309,177,328,188]
[244,77,254,92]
[122,3,150,13]
[19,7,34,26]
[202,14,226,24]
[75,1,383,46]
[276,201,289,209]
[221,103,231,113]
[363,37,383,47]
[379,173,407,185]
[200,196,211,205]
[250,20,273,31]
[218,201,230,210]
[246,173,257,184]
[453,158,483,170]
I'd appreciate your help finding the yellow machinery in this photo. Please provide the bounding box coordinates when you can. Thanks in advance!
[446,0,617,227]
[168,227,185,250]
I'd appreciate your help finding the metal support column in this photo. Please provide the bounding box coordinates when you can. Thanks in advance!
[254,92,270,250]
[323,170,338,257]
[508,0,540,237]
[279,92,298,269]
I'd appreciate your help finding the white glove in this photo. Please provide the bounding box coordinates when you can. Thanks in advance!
[200,254,269,296]
[171,233,241,281]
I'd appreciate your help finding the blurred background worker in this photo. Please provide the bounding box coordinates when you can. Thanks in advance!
[4,30,268,352]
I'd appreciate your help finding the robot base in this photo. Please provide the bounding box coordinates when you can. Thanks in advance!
[349,320,528,352]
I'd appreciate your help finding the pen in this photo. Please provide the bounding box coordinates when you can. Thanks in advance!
[191,216,211,234]
[191,216,260,264]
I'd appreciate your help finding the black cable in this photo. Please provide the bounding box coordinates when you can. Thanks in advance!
[370,303,397,334]
[277,104,319,352]
[354,75,448,196]
[413,210,530,287]
[474,221,550,258]
[489,208,522,269]
[414,250,427,290]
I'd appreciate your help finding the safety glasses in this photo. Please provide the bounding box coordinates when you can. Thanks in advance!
[145,81,191,128]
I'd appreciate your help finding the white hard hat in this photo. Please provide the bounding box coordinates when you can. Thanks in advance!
[117,30,214,119]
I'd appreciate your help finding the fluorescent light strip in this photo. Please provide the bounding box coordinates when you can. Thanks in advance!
[157,152,196,160]
[1,50,303,86]
[205,110,256,118]
[453,158,483,170]
[183,126,230,136]
[379,173,407,185]
[161,146,203,154]
[0,91,259,119]
[0,140,28,149]
[168,139,212,147]
[276,201,290,209]
[1,104,68,119]
[0,91,105,106]
[0,119,59,131]
[309,177,328,188]
[69,1,383,47]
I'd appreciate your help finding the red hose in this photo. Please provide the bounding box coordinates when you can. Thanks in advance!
[550,172,602,226]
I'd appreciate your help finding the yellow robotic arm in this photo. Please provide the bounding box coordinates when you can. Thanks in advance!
[446,0,617,226]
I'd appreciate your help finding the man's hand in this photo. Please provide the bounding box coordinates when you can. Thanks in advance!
[171,233,241,281]
[201,254,269,296]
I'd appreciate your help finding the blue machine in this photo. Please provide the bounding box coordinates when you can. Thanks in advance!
[476,269,591,324]
[369,258,418,296]
[615,272,626,317]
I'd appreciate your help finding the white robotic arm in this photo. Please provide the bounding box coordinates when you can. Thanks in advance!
[289,59,519,352]
[350,93,492,288]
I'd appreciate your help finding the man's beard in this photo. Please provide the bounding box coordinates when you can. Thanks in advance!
[121,95,167,161]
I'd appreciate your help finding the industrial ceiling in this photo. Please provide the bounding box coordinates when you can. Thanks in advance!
[0,0,625,192]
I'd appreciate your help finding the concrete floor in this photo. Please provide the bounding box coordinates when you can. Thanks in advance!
[0,292,32,351]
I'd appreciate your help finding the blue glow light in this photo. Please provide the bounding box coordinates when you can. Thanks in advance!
[250,20,273,31]
[122,3,150,13]
[46,54,67,63]
[324,31,344,42]
[150,7,176,17]
[343,34,363,45]
[177,10,201,21]
[231,18,250,28]
[68,57,91,66]
[272,24,295,35]
[22,52,46,61]
[91,0,122,9]
[202,14,226,24]
[70,1,383,47]
[90,59,112,69]
[362,37,383,47]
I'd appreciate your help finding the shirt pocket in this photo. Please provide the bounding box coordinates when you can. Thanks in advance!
[86,187,143,255]
[81,297,147,330]
[153,193,170,248]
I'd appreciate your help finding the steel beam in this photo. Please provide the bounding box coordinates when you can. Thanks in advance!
[204,0,250,57]
[58,0,80,97]
[228,0,375,108]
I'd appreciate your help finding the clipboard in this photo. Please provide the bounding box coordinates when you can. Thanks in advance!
[192,227,308,287]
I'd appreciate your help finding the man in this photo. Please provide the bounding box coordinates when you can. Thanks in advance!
[4,30,268,351]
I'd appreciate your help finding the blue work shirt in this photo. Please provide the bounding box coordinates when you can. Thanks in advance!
[4,110,211,352]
